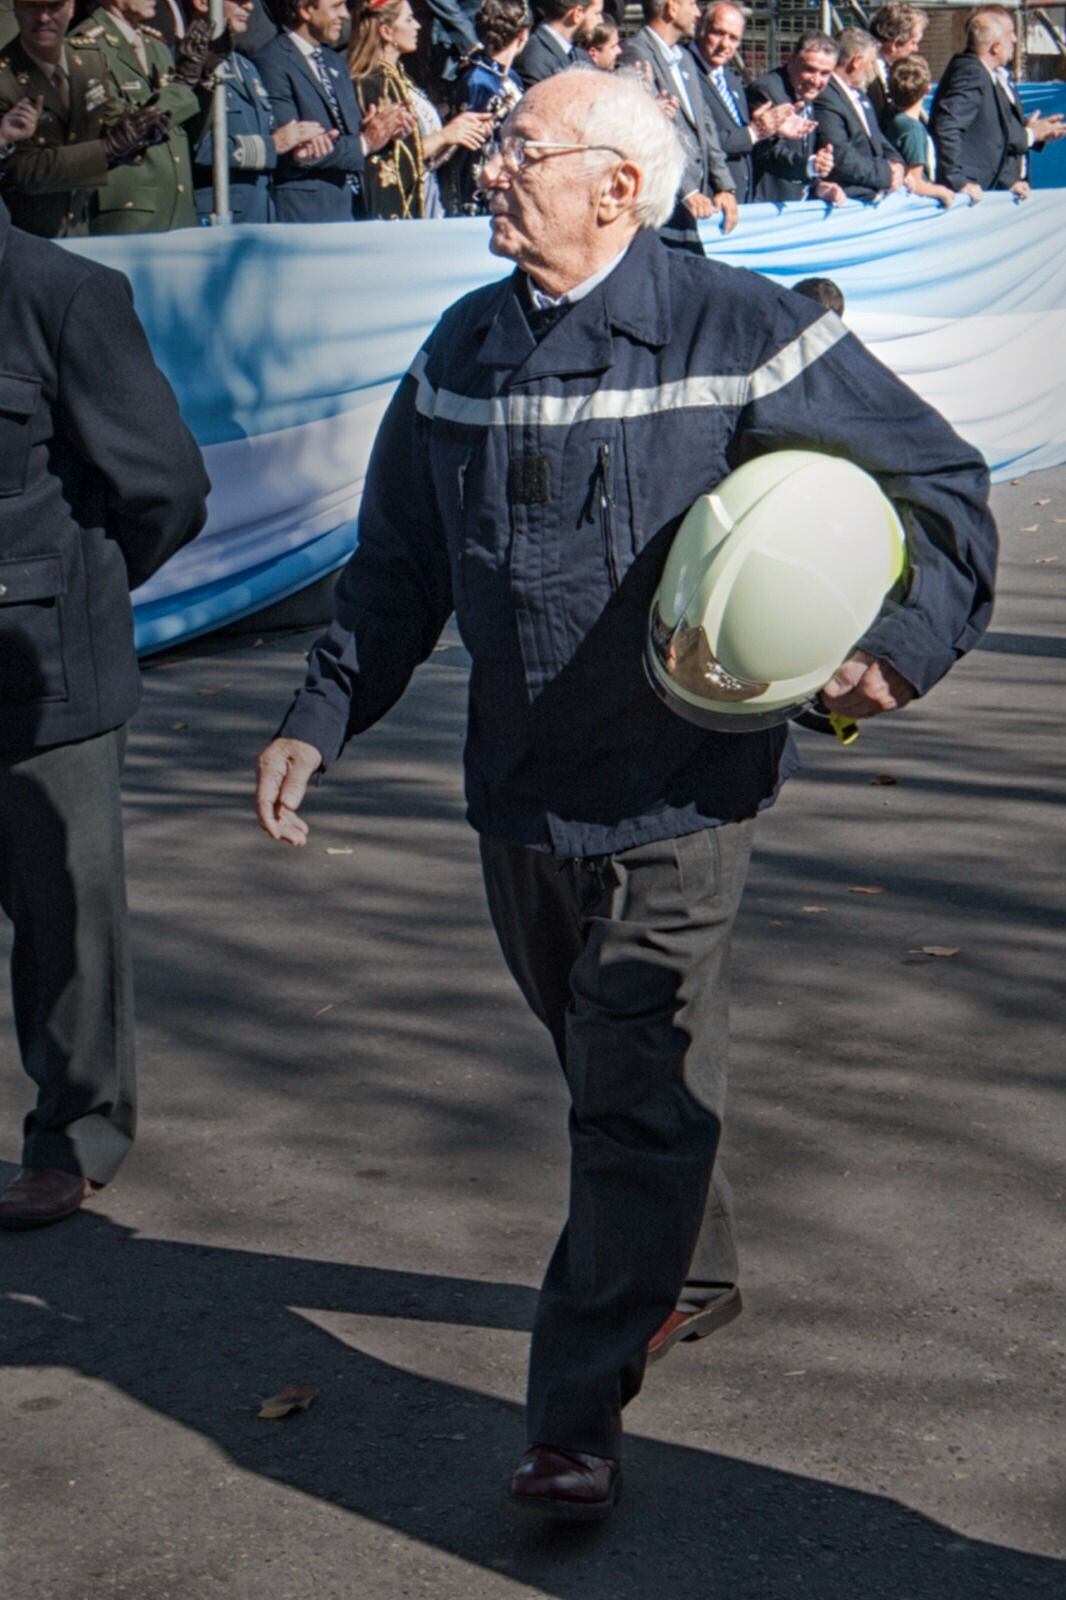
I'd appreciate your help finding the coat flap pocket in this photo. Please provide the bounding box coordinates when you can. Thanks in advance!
[0,372,41,419]
[0,555,66,604]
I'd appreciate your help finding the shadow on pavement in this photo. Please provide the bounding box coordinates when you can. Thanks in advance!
[2,1215,1063,1600]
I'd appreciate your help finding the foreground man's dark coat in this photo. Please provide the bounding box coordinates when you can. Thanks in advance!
[0,197,208,1190]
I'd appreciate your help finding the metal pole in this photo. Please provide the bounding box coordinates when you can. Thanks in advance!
[209,0,232,225]
[822,0,833,37]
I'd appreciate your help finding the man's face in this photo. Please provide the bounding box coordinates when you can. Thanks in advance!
[669,0,702,43]
[848,48,879,88]
[788,48,836,101]
[573,0,603,35]
[111,0,157,23]
[300,0,348,46]
[482,93,614,273]
[15,0,74,51]
[699,5,744,69]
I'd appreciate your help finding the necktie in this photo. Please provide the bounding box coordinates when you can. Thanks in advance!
[311,46,359,196]
[131,29,149,76]
[52,62,70,117]
[713,67,743,127]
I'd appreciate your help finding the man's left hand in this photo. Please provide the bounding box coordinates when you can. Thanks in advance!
[1010,179,1031,201]
[683,190,714,218]
[821,649,916,719]
[713,191,739,233]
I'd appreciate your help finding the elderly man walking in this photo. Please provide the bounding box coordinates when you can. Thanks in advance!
[256,69,996,1520]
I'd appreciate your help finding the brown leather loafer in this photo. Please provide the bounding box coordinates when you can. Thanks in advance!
[0,1168,95,1230]
[508,1445,622,1522]
[647,1285,743,1365]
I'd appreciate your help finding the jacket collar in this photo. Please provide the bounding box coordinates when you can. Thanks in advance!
[280,30,353,131]
[90,4,149,79]
[474,228,672,379]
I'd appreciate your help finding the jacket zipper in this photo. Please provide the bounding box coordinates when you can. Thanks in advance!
[598,443,620,590]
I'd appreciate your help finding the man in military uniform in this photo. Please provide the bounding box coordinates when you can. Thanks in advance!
[0,0,171,236]
[74,0,202,231]
[0,0,16,53]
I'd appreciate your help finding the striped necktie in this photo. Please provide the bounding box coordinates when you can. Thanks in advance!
[311,46,359,195]
[713,67,743,126]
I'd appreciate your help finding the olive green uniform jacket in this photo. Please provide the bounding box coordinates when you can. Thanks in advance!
[73,7,198,234]
[0,37,113,238]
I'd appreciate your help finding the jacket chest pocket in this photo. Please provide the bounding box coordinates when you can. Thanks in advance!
[563,427,635,601]
[0,555,70,706]
[0,373,41,498]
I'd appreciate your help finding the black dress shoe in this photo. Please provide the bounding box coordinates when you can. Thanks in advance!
[508,1444,622,1522]
[0,1168,94,1230]
[647,1284,743,1364]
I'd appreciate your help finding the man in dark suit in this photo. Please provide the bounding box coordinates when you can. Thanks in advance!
[813,26,905,201]
[254,0,411,221]
[0,194,209,1228]
[689,1,816,206]
[620,0,736,245]
[930,5,1065,201]
[748,31,839,203]
[867,2,926,120]
[514,0,597,90]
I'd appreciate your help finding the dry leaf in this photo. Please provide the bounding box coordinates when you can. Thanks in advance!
[1054,518,1066,525]
[171,722,188,731]
[1036,557,1058,566]
[197,687,222,697]
[849,885,885,895]
[769,919,784,927]
[1019,524,1040,533]
[1010,479,1022,485]
[258,1386,317,1420]
[801,905,828,913]
[313,1003,334,1018]
[869,774,898,786]
[325,847,353,856]
[1034,498,1051,506]
[909,946,959,958]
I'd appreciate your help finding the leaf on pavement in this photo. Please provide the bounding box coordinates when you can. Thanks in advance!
[869,774,898,786]
[171,722,188,731]
[801,905,828,913]
[325,847,353,856]
[1033,498,1051,506]
[258,1386,317,1420]
[909,946,960,958]
[849,885,885,895]
[1036,556,1058,565]
[1019,524,1040,533]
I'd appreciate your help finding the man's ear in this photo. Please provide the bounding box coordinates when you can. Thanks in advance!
[597,159,641,223]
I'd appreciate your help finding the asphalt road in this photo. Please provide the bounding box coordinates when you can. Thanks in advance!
[1,471,1064,1600]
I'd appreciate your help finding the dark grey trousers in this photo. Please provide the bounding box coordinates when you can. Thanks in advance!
[0,727,135,1184]
[480,820,755,1458]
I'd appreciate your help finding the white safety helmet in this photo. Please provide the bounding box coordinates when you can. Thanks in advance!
[646,450,907,733]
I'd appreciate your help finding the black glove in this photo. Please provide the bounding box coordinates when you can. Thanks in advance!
[173,18,214,86]
[101,105,172,166]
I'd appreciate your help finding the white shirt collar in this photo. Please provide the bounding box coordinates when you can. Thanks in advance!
[544,23,573,57]
[528,240,633,311]
[644,27,682,67]
[288,29,322,61]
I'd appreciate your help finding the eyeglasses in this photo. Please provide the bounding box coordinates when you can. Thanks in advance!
[492,136,627,174]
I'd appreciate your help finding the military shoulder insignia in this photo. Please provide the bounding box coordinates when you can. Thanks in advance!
[76,23,106,39]
[141,25,165,40]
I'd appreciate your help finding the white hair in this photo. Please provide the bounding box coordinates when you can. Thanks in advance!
[568,67,686,230]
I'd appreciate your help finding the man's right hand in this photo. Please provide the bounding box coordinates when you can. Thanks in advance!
[256,738,323,845]
[0,94,43,145]
[813,143,833,178]
[960,180,983,205]
[101,105,171,166]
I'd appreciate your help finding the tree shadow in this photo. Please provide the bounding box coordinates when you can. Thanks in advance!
[1,1213,1062,1599]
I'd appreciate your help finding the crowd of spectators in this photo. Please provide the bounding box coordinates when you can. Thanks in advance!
[0,0,1063,237]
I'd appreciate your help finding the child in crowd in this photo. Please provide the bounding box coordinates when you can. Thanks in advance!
[883,56,955,207]
[585,18,622,71]
[794,277,846,316]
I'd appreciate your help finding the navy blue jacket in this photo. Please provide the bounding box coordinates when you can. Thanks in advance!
[814,76,903,200]
[254,31,365,222]
[514,24,590,90]
[0,200,209,751]
[278,228,997,857]
[193,54,279,224]
[748,65,818,202]
[930,52,1030,192]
